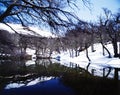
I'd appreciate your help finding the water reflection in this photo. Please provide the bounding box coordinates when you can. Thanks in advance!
[84,60,120,80]
[5,83,25,89]
[0,59,76,95]
[5,76,54,89]
[0,60,26,76]
[0,59,120,79]
[1,77,75,95]
[0,59,120,95]
[0,59,54,77]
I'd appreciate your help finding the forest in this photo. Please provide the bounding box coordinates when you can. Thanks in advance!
[0,0,120,95]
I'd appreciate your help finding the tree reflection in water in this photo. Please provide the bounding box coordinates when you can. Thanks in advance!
[0,59,119,95]
[0,59,79,95]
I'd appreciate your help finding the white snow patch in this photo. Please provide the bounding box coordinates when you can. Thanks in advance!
[5,83,25,89]
[5,77,54,89]
[27,77,54,86]
[25,60,35,66]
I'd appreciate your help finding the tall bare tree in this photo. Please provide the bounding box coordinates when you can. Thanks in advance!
[65,21,91,57]
[0,0,89,32]
[102,8,120,57]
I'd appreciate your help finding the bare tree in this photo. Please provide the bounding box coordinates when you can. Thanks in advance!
[0,0,89,32]
[0,30,15,55]
[18,34,31,55]
[102,8,120,57]
[97,16,111,58]
[64,21,92,57]
[89,23,97,52]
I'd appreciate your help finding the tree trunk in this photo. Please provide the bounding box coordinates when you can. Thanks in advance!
[91,32,95,52]
[85,43,91,71]
[86,46,91,62]
[102,44,105,56]
[112,38,119,57]
[75,50,77,57]
[75,48,79,57]
[100,42,112,58]
[69,49,74,58]
[91,43,95,52]
[0,4,15,22]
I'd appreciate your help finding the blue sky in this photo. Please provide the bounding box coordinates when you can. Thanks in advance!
[74,0,120,22]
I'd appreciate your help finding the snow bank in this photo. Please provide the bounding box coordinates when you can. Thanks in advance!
[53,43,120,79]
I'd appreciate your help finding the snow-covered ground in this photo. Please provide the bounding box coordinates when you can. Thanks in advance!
[53,43,120,79]
[0,23,55,37]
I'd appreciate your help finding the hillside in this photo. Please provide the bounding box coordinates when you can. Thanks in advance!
[0,23,55,37]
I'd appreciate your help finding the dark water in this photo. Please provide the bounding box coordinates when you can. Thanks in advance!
[0,59,119,95]
[0,59,76,95]
[0,77,75,95]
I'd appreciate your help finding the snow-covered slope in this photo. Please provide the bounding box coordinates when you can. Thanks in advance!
[54,43,120,79]
[0,23,55,37]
